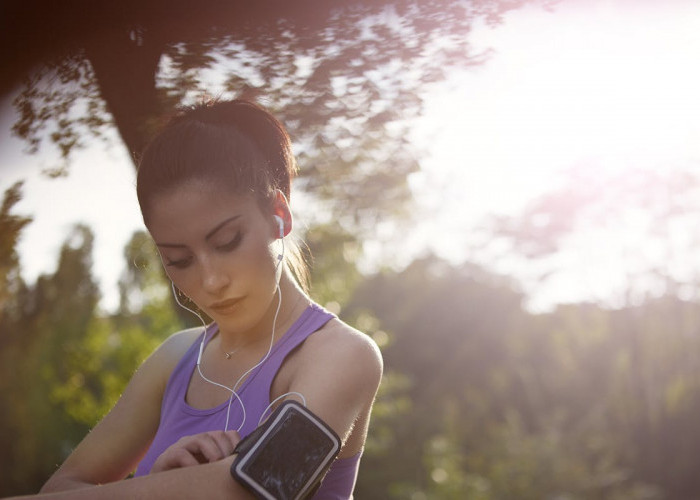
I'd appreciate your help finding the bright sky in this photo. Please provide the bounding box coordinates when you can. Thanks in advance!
[2,0,700,312]
[404,0,700,310]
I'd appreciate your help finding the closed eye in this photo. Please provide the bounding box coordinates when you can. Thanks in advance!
[166,256,192,269]
[218,232,243,252]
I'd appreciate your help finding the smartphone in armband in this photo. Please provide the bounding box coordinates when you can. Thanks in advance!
[230,400,341,500]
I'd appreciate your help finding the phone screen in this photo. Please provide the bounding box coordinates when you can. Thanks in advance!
[233,403,340,499]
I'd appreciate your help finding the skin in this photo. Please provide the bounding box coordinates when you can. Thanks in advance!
[12,180,383,500]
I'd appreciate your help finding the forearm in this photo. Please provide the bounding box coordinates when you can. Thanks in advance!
[39,476,97,494]
[8,456,253,500]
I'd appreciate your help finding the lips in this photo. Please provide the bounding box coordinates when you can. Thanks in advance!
[208,297,243,315]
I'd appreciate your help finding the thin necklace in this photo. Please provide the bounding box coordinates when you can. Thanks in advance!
[218,338,242,360]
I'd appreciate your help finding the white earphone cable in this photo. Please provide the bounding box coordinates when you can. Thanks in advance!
[172,230,303,432]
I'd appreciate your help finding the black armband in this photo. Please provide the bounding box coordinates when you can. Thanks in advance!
[230,400,341,500]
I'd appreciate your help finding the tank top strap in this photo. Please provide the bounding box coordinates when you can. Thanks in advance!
[160,324,219,418]
[248,303,335,387]
[234,303,335,431]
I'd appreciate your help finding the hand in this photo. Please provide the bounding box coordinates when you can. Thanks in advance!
[151,430,241,473]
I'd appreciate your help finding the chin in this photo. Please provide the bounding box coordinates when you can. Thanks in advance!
[209,291,278,334]
[212,307,259,335]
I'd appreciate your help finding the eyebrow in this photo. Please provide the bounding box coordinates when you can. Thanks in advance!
[156,215,242,248]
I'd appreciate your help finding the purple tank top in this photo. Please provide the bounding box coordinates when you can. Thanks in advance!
[134,304,361,498]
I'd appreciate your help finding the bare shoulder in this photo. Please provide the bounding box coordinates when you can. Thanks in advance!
[299,317,383,390]
[138,326,204,382]
[156,326,204,359]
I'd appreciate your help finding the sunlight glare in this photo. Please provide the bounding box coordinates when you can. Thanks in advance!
[408,0,700,310]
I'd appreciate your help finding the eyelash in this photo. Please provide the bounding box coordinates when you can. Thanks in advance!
[166,257,192,269]
[166,232,243,269]
[218,231,243,252]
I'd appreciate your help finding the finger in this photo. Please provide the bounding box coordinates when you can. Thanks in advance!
[152,448,200,473]
[225,430,241,450]
[208,430,238,458]
[171,448,202,468]
[184,434,225,463]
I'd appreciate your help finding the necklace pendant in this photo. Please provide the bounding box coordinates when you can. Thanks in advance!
[225,352,232,360]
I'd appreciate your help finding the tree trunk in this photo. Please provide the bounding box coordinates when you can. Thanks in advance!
[85,26,166,166]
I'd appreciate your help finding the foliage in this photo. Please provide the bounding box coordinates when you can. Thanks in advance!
[0,184,34,491]
[348,255,698,499]
[3,0,554,231]
[4,2,700,498]
[3,186,700,498]
[0,182,32,332]
[0,217,180,495]
[0,223,100,492]
[305,222,364,310]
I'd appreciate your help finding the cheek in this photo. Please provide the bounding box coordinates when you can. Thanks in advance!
[155,251,196,295]
[156,253,179,284]
[243,237,279,277]
[162,267,177,286]
[234,237,280,294]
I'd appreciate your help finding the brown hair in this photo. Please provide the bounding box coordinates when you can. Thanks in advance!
[137,99,309,291]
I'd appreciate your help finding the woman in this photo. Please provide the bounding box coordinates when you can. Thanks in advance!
[34,99,383,499]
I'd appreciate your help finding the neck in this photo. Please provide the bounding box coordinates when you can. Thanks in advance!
[215,273,309,355]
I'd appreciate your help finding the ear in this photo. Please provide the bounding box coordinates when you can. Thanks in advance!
[271,189,292,238]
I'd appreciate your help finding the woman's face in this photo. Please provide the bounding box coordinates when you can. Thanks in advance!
[145,180,281,335]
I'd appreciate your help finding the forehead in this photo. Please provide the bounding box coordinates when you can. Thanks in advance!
[144,181,263,242]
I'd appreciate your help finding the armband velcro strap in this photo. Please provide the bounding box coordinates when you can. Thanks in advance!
[230,400,341,500]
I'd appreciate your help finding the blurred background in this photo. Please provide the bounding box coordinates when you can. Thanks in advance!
[2,0,700,498]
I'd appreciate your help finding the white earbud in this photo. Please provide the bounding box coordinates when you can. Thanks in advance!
[173,213,292,434]
[273,215,284,239]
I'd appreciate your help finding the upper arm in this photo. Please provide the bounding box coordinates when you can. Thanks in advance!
[288,323,383,448]
[42,330,198,489]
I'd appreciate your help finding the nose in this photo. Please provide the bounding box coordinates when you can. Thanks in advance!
[200,257,230,296]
